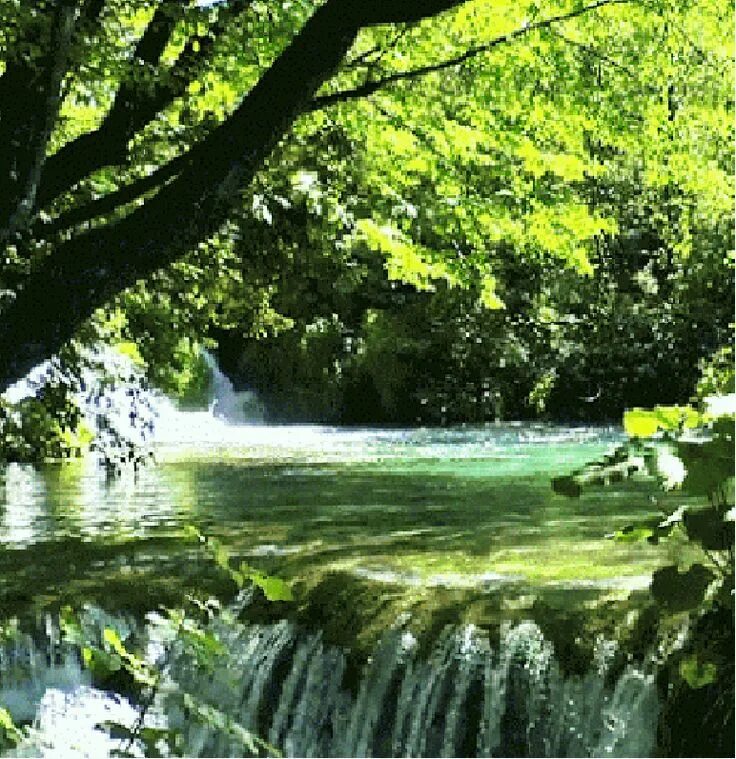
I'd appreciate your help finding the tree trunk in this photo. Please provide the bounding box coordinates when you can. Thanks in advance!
[0,0,464,392]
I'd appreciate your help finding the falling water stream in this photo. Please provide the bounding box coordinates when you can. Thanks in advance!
[1,607,660,758]
[0,351,672,757]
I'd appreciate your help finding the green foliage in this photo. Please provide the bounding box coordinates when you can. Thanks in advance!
[678,654,718,689]
[0,705,22,752]
[554,396,734,719]
[0,0,728,427]
[682,507,734,552]
[650,563,716,612]
[60,593,279,757]
[0,381,88,464]
[678,418,735,499]
[696,347,735,399]
[623,405,702,439]
[186,526,293,602]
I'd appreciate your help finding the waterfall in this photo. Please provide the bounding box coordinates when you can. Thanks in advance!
[161,619,659,758]
[0,346,271,455]
[1,611,659,758]
[157,622,659,757]
[0,614,140,758]
[202,351,264,425]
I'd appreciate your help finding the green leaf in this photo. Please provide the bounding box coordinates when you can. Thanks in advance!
[251,573,293,602]
[679,655,718,688]
[82,645,122,677]
[103,627,126,656]
[612,526,654,543]
[678,426,734,497]
[0,706,22,744]
[624,406,701,438]
[624,409,661,438]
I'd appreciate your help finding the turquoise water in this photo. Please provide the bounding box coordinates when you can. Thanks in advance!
[0,424,669,616]
[0,424,678,758]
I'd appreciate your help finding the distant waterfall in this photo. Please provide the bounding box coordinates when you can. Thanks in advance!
[202,351,264,424]
[2,613,659,758]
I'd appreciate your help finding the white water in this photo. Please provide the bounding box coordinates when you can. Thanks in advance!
[2,347,625,458]
[201,351,264,425]
[2,611,659,758]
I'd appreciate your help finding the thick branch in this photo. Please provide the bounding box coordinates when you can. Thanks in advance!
[131,1,185,65]
[0,0,473,390]
[34,1,184,208]
[37,154,187,238]
[37,0,450,234]
[0,0,357,388]
[0,2,77,243]
[311,0,632,111]
[35,1,251,209]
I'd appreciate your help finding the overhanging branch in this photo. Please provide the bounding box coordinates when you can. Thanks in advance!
[35,0,251,210]
[310,0,633,111]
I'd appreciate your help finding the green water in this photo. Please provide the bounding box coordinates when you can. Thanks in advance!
[0,425,673,622]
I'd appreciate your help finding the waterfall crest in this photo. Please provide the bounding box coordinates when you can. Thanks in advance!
[201,351,264,425]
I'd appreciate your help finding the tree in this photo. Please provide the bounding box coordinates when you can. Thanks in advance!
[0,0,472,390]
[200,0,732,424]
[0,0,731,400]
[0,0,653,392]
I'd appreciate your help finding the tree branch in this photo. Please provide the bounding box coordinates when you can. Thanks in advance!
[37,0,451,235]
[310,0,632,111]
[37,154,187,238]
[0,0,362,388]
[0,0,477,389]
[35,0,251,210]
[0,2,77,244]
[549,28,660,95]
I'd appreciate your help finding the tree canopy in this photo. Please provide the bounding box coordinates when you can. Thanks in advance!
[0,0,732,417]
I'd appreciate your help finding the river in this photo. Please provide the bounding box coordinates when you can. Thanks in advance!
[0,416,677,757]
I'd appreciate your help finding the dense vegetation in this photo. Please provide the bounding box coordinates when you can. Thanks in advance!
[0,0,732,428]
[554,397,735,756]
[0,1,732,756]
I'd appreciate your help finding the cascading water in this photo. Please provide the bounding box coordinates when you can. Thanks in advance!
[1,611,660,758]
[0,350,668,757]
[201,351,264,425]
[0,613,140,758]
[0,347,271,452]
[164,619,658,758]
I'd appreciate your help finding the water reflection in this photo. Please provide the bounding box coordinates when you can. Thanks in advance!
[0,464,47,546]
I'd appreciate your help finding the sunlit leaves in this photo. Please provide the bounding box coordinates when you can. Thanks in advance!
[187,526,294,602]
[679,654,718,689]
[356,219,459,291]
[0,707,22,749]
[479,275,505,310]
[623,405,701,438]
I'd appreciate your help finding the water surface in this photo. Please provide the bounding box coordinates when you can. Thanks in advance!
[0,424,668,617]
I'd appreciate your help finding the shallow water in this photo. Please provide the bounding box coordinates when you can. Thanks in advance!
[0,424,667,610]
